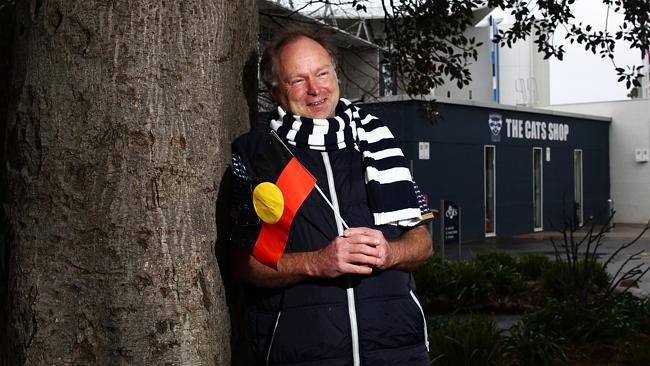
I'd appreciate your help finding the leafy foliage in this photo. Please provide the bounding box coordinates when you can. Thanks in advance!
[474,251,527,300]
[474,250,518,270]
[415,256,492,312]
[428,315,510,366]
[515,254,551,282]
[507,321,568,366]
[377,0,650,96]
[382,0,484,95]
[549,213,650,307]
[518,294,650,365]
[517,215,650,363]
[540,259,610,302]
[414,214,650,364]
[415,252,540,312]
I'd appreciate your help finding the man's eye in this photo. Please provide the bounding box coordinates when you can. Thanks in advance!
[290,79,304,86]
[318,71,329,77]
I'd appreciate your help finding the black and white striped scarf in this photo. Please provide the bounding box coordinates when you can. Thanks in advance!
[270,98,424,227]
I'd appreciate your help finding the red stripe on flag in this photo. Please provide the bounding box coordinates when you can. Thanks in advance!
[253,157,316,268]
[253,223,286,268]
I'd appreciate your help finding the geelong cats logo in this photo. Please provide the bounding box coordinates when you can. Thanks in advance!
[488,113,502,142]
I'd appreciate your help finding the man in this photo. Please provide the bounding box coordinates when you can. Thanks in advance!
[230,27,433,365]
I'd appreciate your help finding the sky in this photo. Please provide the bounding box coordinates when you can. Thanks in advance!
[546,1,643,104]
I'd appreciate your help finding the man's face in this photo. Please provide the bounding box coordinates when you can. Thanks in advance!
[271,36,340,119]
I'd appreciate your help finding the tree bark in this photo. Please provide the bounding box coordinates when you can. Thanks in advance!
[1,2,17,365]
[5,0,257,364]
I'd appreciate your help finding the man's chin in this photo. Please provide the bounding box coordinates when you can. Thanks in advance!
[304,105,336,119]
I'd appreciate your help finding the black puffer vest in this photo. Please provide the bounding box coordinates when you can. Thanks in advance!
[231,130,430,366]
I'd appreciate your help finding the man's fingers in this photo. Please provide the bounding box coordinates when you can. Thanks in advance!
[347,252,380,265]
[348,243,380,257]
[319,233,392,277]
[344,227,387,246]
[344,233,382,246]
[340,262,373,275]
[343,227,379,238]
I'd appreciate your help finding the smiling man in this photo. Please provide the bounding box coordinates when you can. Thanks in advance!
[270,35,339,119]
[230,27,434,366]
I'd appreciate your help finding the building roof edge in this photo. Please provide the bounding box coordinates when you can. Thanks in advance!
[367,94,612,123]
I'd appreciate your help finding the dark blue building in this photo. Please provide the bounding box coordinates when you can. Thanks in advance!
[363,97,611,242]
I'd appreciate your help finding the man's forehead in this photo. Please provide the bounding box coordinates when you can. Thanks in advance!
[279,37,332,64]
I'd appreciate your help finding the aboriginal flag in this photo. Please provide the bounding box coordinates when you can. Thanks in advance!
[247,134,316,269]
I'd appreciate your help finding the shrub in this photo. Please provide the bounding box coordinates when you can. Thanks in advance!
[516,254,552,282]
[636,298,650,335]
[414,257,492,312]
[428,315,510,366]
[486,263,528,301]
[474,250,518,271]
[415,253,531,311]
[474,251,528,301]
[507,321,568,366]
[539,259,610,302]
[613,332,650,365]
[521,295,643,348]
[445,260,492,307]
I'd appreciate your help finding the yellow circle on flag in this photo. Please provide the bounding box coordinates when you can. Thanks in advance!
[253,182,285,224]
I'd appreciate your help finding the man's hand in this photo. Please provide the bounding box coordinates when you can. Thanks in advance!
[232,224,432,288]
[341,227,393,270]
[310,233,382,277]
[343,225,432,272]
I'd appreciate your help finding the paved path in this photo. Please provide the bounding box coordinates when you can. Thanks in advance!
[440,223,650,294]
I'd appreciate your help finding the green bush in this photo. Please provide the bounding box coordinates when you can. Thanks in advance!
[507,321,568,366]
[428,315,510,366]
[613,332,650,365]
[540,259,610,302]
[415,253,531,311]
[414,257,492,312]
[516,254,552,282]
[473,250,518,271]
[636,298,650,335]
[486,263,528,301]
[520,295,643,347]
[473,251,528,301]
[445,260,492,307]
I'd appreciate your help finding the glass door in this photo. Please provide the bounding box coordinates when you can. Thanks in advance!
[533,148,543,231]
[485,146,496,236]
[574,150,583,226]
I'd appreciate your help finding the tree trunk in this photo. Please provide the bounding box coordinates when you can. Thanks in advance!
[1,2,17,365]
[4,0,257,364]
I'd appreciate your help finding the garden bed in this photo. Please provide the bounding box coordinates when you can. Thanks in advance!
[415,220,650,365]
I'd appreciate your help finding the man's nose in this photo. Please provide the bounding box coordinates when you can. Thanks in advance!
[306,78,319,95]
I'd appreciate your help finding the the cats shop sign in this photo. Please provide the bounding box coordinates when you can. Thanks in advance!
[488,113,570,143]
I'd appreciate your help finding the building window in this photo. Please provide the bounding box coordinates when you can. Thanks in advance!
[485,145,496,236]
[574,149,584,227]
[533,147,543,231]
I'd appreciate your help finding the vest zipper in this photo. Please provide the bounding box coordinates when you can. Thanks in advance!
[321,152,361,366]
[409,290,430,352]
[265,311,282,366]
